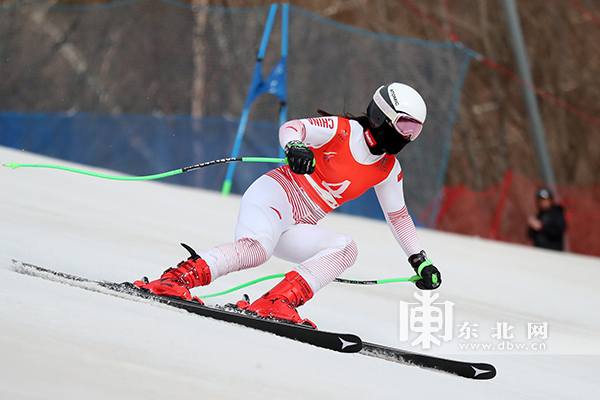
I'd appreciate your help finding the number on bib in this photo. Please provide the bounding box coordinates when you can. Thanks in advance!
[322,180,351,199]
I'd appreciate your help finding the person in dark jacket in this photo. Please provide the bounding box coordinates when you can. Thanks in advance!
[527,188,566,251]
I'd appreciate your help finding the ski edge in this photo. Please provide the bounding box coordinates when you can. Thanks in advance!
[360,342,496,380]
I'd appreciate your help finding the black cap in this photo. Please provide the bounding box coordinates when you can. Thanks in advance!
[536,188,553,199]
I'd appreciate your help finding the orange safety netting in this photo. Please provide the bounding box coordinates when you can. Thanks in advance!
[421,170,600,257]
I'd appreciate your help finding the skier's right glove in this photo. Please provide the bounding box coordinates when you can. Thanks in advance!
[409,250,441,290]
[285,140,315,175]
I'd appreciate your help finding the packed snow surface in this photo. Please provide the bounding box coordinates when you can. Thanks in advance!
[1,146,599,399]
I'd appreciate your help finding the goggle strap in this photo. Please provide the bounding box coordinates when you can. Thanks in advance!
[373,90,398,123]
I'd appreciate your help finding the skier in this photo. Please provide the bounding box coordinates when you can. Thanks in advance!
[135,82,442,327]
[527,187,566,251]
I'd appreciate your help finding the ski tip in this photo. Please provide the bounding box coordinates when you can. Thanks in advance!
[338,335,363,353]
[470,363,497,380]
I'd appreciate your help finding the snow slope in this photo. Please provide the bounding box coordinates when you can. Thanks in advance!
[1,145,599,399]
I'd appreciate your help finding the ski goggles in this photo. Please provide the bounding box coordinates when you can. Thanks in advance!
[373,90,424,141]
[392,113,423,141]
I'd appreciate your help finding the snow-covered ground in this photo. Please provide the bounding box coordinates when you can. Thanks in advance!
[1,145,599,399]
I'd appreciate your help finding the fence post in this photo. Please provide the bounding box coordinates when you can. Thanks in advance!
[500,0,556,193]
[221,3,289,196]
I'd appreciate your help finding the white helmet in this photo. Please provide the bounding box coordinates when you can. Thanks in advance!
[367,83,427,141]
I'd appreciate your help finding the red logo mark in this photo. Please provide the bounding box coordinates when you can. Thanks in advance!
[364,130,376,147]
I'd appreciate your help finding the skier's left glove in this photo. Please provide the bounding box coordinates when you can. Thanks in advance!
[285,140,315,175]
[409,250,441,290]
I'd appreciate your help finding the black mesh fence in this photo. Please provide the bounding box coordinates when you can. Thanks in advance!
[0,0,473,221]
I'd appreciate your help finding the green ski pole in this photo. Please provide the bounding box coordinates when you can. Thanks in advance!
[3,157,286,181]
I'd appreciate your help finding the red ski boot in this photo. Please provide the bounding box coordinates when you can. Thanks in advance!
[134,243,211,302]
[237,271,316,328]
